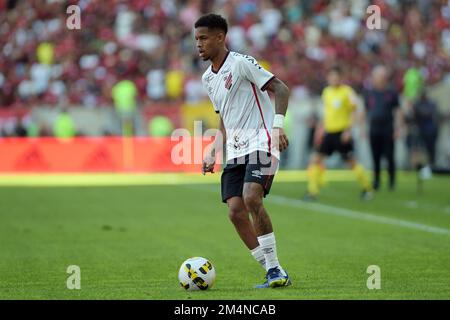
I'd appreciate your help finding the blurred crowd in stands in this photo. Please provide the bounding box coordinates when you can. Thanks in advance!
[1,0,450,109]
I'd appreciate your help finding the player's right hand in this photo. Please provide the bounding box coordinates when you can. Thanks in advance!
[202,154,216,175]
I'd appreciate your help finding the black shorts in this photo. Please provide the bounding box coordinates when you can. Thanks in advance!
[318,131,354,160]
[221,151,278,203]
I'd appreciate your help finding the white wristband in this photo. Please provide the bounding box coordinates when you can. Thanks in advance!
[273,114,285,128]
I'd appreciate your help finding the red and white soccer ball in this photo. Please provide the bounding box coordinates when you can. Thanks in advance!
[178,257,216,291]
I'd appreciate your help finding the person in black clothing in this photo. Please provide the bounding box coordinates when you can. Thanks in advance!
[363,66,403,191]
[405,90,439,174]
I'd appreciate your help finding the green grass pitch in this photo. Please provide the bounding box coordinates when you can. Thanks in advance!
[0,171,449,299]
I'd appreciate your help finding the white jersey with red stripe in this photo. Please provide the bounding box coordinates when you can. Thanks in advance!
[201,51,277,161]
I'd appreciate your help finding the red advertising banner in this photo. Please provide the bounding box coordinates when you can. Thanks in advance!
[0,137,219,173]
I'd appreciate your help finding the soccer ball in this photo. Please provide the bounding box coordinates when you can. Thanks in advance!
[178,257,216,291]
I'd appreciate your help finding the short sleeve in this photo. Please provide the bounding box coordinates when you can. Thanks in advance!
[237,55,275,91]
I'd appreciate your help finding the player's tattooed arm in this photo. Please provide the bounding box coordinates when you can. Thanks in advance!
[266,77,289,116]
[266,78,290,152]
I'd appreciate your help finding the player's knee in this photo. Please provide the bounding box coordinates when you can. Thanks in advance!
[228,207,247,225]
[243,193,262,214]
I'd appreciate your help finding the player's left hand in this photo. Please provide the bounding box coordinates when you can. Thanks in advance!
[272,127,289,152]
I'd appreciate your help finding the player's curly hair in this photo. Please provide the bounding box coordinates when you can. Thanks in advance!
[194,13,228,34]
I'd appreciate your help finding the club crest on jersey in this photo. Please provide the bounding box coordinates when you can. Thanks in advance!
[224,73,232,90]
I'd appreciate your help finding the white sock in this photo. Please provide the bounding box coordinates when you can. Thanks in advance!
[250,246,266,270]
[257,232,281,271]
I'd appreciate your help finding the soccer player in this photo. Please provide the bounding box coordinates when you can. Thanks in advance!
[195,13,291,288]
[305,66,372,200]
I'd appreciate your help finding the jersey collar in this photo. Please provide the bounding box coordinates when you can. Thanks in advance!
[211,51,230,74]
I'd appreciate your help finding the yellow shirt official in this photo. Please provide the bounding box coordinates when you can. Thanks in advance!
[321,85,357,133]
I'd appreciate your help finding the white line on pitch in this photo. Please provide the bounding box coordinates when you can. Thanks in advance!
[268,194,450,236]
